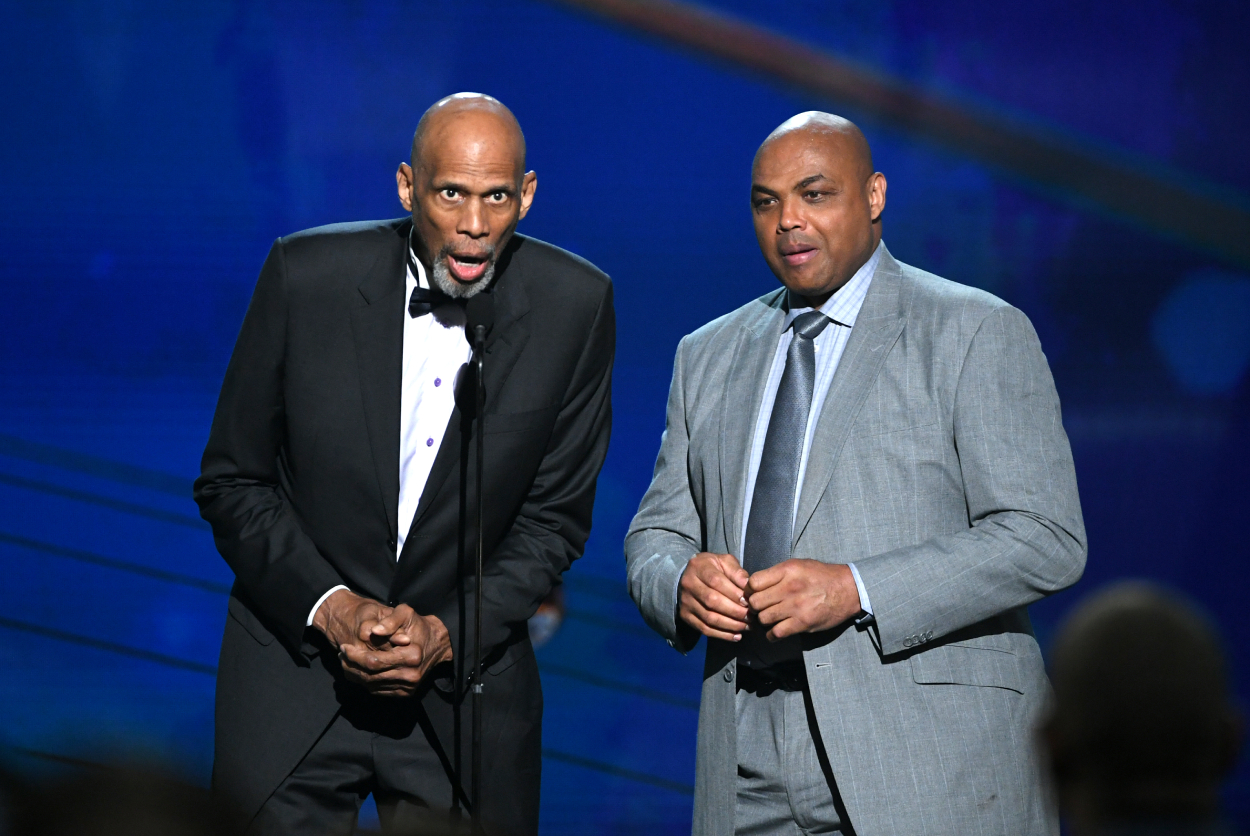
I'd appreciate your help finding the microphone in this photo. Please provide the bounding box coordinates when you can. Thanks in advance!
[466,294,495,347]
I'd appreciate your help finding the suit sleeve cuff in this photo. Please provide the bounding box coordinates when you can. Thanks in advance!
[848,562,873,616]
[673,569,685,622]
[307,585,349,627]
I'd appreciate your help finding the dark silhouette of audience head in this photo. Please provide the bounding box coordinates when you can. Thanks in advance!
[1043,582,1243,835]
[0,760,470,835]
[2,764,245,836]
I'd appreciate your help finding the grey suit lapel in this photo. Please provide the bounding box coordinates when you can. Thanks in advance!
[720,291,786,558]
[793,249,908,547]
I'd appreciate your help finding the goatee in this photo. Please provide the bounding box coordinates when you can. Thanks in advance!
[431,247,494,299]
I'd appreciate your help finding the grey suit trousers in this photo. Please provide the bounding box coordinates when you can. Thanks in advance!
[736,685,842,836]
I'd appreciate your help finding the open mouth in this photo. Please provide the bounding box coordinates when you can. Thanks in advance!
[779,245,818,267]
[445,251,491,283]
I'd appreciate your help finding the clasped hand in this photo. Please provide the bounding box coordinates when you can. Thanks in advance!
[677,552,861,642]
[312,589,452,698]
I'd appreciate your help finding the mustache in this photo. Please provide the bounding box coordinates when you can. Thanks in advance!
[438,242,496,262]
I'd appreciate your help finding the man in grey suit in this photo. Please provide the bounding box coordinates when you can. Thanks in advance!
[626,112,1087,836]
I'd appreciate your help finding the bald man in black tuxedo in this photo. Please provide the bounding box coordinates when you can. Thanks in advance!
[196,94,614,835]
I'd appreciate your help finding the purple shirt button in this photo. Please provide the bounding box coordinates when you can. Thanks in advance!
[434,378,441,387]
[426,438,434,447]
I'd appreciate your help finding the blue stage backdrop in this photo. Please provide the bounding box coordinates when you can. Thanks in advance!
[1,1,1247,832]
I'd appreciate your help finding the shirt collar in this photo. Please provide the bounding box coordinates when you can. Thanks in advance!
[783,239,883,331]
[406,229,430,291]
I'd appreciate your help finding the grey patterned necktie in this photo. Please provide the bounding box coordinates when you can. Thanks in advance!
[740,309,831,667]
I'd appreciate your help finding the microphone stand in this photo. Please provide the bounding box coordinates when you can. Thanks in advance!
[472,322,485,833]
[466,293,493,835]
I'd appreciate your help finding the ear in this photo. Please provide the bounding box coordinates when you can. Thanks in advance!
[517,171,538,220]
[867,172,887,222]
[396,163,415,212]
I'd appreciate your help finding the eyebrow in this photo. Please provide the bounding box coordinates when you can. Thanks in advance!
[751,173,833,195]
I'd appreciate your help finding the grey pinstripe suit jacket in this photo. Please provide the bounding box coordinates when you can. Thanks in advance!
[625,247,1086,836]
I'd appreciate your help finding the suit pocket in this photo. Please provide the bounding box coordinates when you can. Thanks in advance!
[483,406,557,436]
[910,637,1022,693]
[487,637,533,677]
[227,595,275,647]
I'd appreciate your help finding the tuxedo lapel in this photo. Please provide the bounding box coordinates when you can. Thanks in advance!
[720,291,786,559]
[349,221,409,543]
[792,249,907,547]
[405,235,532,536]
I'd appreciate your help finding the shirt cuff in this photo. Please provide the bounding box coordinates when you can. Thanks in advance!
[307,585,350,628]
[847,563,873,616]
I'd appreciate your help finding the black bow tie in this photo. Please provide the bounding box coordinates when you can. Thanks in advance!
[409,286,456,318]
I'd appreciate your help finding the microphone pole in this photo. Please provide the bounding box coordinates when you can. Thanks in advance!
[465,293,494,834]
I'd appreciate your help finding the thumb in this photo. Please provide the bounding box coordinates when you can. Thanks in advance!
[370,613,402,638]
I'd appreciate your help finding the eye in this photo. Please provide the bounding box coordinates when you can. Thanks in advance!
[441,188,458,199]
[488,191,509,203]
[753,197,776,209]
[804,190,825,200]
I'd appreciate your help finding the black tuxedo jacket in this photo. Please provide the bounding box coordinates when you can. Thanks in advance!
[194,218,614,823]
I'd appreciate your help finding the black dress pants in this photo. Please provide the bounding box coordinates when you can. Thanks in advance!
[248,652,542,836]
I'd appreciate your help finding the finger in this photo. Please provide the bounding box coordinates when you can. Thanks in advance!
[753,599,795,629]
[699,568,750,609]
[369,609,409,639]
[346,663,424,687]
[715,554,749,589]
[359,621,395,647]
[679,608,745,642]
[766,616,805,641]
[371,688,417,699]
[684,599,748,634]
[340,642,425,674]
[744,565,786,596]
[747,581,797,614]
[685,586,749,625]
[691,583,749,622]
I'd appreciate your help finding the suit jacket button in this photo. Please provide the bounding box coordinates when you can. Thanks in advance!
[388,539,396,549]
[723,667,734,682]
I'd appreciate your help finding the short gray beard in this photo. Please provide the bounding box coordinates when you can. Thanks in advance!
[431,253,494,299]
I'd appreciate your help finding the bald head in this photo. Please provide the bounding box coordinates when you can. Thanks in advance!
[1045,582,1241,825]
[754,112,874,182]
[411,92,527,177]
[749,111,886,305]
[396,93,537,299]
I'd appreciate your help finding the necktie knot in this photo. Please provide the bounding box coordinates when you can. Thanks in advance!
[792,310,831,341]
[409,286,455,318]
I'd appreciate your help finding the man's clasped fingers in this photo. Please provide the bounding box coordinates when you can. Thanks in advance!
[681,598,749,641]
[363,604,418,646]
[338,643,434,697]
[678,552,751,639]
[340,642,426,675]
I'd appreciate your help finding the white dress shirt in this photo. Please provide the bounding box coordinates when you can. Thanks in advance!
[307,250,472,625]
[739,241,884,616]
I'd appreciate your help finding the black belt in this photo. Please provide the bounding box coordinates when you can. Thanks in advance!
[736,660,807,693]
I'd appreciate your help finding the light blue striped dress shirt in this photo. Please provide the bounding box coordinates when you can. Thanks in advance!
[740,241,884,616]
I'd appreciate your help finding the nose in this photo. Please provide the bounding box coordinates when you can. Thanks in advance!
[777,196,804,233]
[459,198,489,239]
